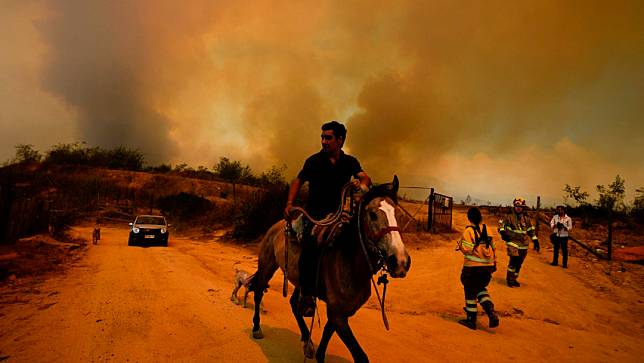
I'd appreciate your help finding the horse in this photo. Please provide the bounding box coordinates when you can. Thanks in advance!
[248,176,411,362]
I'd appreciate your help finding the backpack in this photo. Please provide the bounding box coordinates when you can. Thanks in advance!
[469,224,492,249]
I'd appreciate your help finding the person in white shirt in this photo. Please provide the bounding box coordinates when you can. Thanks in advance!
[550,205,573,268]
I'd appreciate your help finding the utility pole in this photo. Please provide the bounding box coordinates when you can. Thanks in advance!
[607,209,613,261]
[428,188,434,232]
[535,196,541,237]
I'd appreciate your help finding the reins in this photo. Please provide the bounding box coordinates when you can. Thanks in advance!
[289,182,355,227]
[356,196,392,331]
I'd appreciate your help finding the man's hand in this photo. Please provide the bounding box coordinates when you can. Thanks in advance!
[284,203,294,221]
[351,179,369,193]
[556,222,564,229]
[533,240,540,252]
[351,179,361,190]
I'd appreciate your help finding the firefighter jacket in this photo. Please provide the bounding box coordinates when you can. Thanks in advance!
[457,225,496,267]
[499,211,537,256]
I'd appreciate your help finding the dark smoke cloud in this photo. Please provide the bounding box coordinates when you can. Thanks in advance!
[345,0,644,192]
[3,0,643,203]
[36,0,221,163]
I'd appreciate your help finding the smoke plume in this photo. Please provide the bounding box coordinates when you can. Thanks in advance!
[1,0,642,203]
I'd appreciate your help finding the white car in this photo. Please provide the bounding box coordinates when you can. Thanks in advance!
[128,215,170,247]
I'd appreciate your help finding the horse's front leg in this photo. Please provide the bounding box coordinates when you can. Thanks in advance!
[328,312,368,363]
[289,288,315,358]
[315,320,335,362]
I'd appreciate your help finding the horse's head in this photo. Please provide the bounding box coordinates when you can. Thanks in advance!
[360,175,411,278]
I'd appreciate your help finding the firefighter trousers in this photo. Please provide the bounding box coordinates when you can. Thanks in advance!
[461,266,495,314]
[507,249,528,283]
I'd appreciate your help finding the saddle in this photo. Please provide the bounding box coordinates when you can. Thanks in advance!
[290,212,352,247]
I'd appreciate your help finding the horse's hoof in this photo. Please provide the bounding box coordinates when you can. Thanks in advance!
[252,328,263,339]
[303,341,316,359]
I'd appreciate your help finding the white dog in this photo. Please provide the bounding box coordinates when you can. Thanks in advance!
[231,266,266,311]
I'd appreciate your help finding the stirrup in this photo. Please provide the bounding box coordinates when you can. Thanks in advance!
[299,295,316,317]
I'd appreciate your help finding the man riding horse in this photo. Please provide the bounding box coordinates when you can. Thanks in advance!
[284,120,372,317]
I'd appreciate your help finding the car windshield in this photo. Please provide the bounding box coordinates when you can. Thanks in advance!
[136,216,166,225]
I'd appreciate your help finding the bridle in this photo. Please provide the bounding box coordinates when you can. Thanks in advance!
[356,193,399,331]
[358,196,400,274]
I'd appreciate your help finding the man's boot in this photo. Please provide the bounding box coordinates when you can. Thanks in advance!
[298,271,316,317]
[298,295,315,317]
[481,301,500,328]
[458,308,477,330]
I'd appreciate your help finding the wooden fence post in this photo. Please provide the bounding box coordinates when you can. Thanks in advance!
[607,210,613,261]
[427,188,435,232]
[535,196,541,237]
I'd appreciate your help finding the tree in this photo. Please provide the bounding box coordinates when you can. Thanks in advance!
[213,157,253,183]
[12,144,42,163]
[563,184,589,207]
[213,157,254,207]
[631,187,644,221]
[259,164,287,187]
[596,175,626,212]
[634,187,644,211]
[563,184,592,227]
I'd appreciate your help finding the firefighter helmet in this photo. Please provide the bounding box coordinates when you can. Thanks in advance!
[513,197,527,208]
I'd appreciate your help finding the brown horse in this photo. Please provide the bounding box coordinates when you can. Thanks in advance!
[248,176,411,362]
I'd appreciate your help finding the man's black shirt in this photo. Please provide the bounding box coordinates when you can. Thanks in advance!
[297,150,363,219]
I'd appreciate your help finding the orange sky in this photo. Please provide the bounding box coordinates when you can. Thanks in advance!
[1,0,643,205]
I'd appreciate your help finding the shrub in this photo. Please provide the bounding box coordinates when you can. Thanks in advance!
[232,185,288,240]
[158,192,212,220]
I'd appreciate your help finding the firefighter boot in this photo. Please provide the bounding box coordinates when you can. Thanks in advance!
[481,301,500,328]
[458,308,477,330]
[506,270,520,287]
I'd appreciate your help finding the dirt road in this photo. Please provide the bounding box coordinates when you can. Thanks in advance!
[1,224,643,362]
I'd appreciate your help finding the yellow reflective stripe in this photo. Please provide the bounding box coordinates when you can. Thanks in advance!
[479,297,491,304]
[465,299,477,305]
[477,291,488,297]
[527,226,535,231]
[532,236,538,240]
[465,307,478,312]
[460,240,475,248]
[506,241,528,249]
[465,255,495,264]
[509,229,527,234]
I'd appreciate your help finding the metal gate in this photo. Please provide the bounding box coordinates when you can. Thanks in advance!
[428,188,453,232]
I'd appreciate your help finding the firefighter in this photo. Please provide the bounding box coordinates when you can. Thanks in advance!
[499,197,539,287]
[456,207,500,330]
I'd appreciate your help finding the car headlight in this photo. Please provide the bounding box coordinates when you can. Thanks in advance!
[132,227,140,233]
[161,228,167,234]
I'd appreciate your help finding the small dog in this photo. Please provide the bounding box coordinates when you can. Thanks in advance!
[231,266,266,312]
